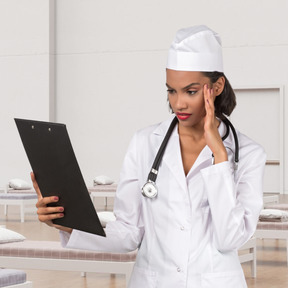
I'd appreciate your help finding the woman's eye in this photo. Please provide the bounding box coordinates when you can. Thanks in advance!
[167,89,175,95]
[187,90,197,96]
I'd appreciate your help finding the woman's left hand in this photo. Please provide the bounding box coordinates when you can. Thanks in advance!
[203,84,228,164]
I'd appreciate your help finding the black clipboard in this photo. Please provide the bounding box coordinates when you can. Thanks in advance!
[15,118,106,237]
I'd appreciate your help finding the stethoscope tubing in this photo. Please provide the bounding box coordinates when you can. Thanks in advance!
[222,117,239,165]
[147,116,178,183]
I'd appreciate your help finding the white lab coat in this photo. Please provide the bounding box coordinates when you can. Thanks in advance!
[60,116,266,288]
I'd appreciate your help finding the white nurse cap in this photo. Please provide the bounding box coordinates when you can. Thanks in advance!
[166,25,223,72]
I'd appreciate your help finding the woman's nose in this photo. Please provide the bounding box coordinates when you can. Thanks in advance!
[175,94,188,110]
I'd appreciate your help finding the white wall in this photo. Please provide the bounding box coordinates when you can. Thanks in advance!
[1,0,287,192]
[0,0,54,189]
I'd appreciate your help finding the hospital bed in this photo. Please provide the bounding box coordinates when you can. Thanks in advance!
[255,203,288,266]
[0,240,136,288]
[263,194,279,205]
[0,268,32,288]
[255,221,288,265]
[88,184,117,206]
[0,186,37,223]
[0,193,37,223]
[0,238,257,288]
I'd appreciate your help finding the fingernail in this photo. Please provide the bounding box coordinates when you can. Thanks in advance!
[54,196,59,201]
[59,207,64,212]
[59,213,64,217]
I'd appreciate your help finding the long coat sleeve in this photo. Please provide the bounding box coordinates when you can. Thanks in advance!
[60,116,266,288]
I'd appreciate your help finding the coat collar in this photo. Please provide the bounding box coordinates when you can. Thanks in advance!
[152,115,176,137]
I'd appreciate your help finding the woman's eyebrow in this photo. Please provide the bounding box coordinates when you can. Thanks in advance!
[166,82,201,90]
[182,82,201,90]
[166,83,173,89]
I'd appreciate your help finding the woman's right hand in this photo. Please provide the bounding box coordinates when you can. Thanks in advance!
[31,172,72,234]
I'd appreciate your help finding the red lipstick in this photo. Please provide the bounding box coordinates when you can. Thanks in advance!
[176,113,191,120]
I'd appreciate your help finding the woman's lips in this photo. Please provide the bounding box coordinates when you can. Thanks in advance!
[176,113,191,120]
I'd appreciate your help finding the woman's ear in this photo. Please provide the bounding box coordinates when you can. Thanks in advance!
[213,76,225,96]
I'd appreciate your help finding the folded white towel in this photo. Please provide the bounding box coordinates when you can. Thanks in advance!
[259,209,288,222]
[9,179,32,190]
[93,175,114,185]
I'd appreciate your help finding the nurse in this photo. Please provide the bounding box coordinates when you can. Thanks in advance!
[32,25,266,287]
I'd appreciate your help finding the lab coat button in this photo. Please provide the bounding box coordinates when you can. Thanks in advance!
[177,267,181,272]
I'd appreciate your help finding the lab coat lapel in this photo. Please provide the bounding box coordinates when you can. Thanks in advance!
[163,131,188,193]
[152,117,188,193]
[187,146,212,177]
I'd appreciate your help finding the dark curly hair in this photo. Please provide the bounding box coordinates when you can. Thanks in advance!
[202,72,236,120]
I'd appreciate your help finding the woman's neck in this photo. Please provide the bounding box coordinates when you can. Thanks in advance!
[178,118,220,140]
[178,120,205,142]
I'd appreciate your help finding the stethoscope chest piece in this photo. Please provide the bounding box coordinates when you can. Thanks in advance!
[142,181,158,198]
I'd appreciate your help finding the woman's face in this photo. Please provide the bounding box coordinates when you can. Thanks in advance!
[166,69,211,129]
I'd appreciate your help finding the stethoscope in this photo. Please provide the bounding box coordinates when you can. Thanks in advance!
[141,115,239,198]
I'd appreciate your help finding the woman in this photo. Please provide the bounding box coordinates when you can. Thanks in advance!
[33,25,266,287]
